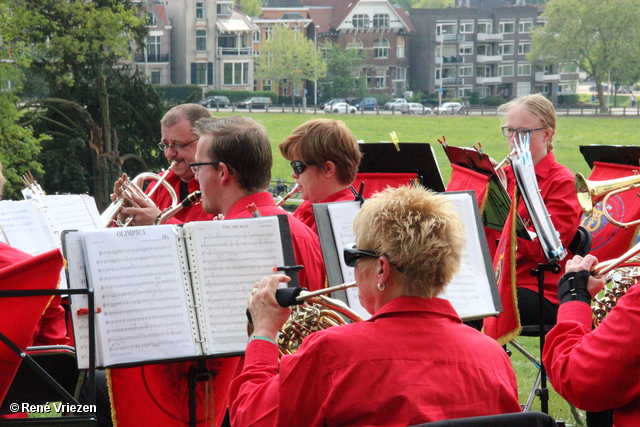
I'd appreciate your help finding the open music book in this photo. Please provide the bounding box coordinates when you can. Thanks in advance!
[62,216,297,369]
[0,195,101,288]
[313,191,501,321]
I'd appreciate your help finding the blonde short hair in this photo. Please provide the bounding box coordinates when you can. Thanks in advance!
[353,186,465,297]
[279,119,361,185]
[497,94,556,150]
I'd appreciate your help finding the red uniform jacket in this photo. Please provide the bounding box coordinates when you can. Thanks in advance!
[293,187,355,234]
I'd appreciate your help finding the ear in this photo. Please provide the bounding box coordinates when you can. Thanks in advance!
[323,161,337,178]
[218,162,232,185]
[377,256,392,285]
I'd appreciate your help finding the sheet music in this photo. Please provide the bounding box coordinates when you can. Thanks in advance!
[326,202,371,320]
[81,225,197,366]
[43,195,102,233]
[62,231,97,369]
[438,192,499,319]
[184,217,285,354]
[0,200,58,255]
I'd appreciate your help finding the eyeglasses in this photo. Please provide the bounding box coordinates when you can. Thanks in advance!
[189,162,218,174]
[501,127,547,138]
[158,138,198,152]
[290,160,312,175]
[343,243,381,267]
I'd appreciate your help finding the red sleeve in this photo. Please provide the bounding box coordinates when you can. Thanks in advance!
[543,285,640,411]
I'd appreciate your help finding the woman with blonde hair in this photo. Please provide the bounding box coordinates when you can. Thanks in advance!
[229,186,520,427]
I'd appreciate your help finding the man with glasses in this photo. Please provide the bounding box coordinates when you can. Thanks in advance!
[112,103,214,225]
[192,115,325,292]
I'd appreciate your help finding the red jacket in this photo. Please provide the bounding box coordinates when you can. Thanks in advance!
[230,296,521,427]
[293,187,355,234]
[544,285,640,427]
[147,170,213,223]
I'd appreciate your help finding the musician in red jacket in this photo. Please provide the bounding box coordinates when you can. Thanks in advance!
[229,186,521,427]
[543,254,639,426]
[112,103,214,225]
[278,118,361,233]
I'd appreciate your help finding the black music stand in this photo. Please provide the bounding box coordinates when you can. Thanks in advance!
[580,144,640,169]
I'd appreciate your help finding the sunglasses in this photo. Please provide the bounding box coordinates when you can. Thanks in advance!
[343,243,380,267]
[290,160,312,175]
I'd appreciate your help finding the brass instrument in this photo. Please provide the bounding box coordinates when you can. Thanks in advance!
[275,184,300,207]
[278,281,363,355]
[155,191,202,225]
[494,149,515,187]
[592,258,640,327]
[575,172,640,226]
[101,162,179,227]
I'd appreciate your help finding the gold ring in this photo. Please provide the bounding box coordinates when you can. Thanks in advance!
[251,288,258,294]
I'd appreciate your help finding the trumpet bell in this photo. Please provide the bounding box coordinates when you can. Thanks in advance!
[575,172,594,216]
[575,171,640,227]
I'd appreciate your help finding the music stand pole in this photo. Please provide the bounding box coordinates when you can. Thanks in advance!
[530,262,560,414]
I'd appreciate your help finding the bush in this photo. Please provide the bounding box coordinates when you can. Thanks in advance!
[154,85,201,103]
[481,96,507,106]
[557,94,580,106]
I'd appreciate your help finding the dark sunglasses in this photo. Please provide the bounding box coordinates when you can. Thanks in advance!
[290,160,312,175]
[343,243,380,267]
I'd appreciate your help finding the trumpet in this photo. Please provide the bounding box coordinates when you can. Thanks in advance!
[276,184,300,207]
[494,149,515,187]
[101,162,179,227]
[154,191,202,225]
[575,172,640,227]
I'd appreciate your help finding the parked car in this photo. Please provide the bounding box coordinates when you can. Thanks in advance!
[321,98,347,110]
[199,96,230,108]
[235,97,272,109]
[384,98,408,111]
[400,103,432,115]
[433,102,462,114]
[355,97,379,111]
[325,102,357,114]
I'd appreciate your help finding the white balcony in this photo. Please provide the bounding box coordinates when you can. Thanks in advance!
[535,72,560,82]
[217,47,253,56]
[477,33,503,42]
[477,54,503,63]
[476,76,503,85]
[436,34,465,43]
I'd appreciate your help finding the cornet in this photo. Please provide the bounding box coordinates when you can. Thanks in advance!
[575,171,640,227]
[101,162,179,227]
[275,184,300,206]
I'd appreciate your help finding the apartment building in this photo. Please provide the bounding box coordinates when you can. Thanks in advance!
[132,1,172,85]
[133,0,257,90]
[409,0,582,100]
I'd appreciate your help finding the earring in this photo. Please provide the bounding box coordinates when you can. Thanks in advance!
[377,283,385,291]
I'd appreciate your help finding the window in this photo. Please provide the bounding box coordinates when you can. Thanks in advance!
[499,21,515,34]
[373,37,389,59]
[352,14,369,28]
[436,24,456,36]
[477,21,491,34]
[146,13,157,26]
[518,42,532,55]
[262,80,272,91]
[373,14,389,29]
[150,70,161,84]
[460,21,474,33]
[476,66,491,77]
[196,2,206,19]
[459,43,473,55]
[498,43,514,55]
[477,44,491,55]
[375,69,386,88]
[397,36,405,58]
[196,30,207,51]
[459,87,472,98]
[366,69,372,87]
[498,63,514,77]
[224,62,249,85]
[536,84,550,94]
[395,67,406,81]
[559,63,577,73]
[459,66,472,77]
[517,82,532,96]
[217,3,233,14]
[253,31,260,43]
[519,20,533,33]
[146,36,161,57]
[265,26,273,41]
[518,62,532,76]
[347,37,363,49]
[195,63,207,85]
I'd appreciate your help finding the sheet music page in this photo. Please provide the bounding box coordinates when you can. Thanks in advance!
[62,231,98,369]
[326,202,371,320]
[44,195,102,232]
[184,217,286,355]
[81,225,198,366]
[0,200,59,255]
[438,192,498,320]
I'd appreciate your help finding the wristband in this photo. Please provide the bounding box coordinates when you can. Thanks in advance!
[250,334,276,345]
[558,270,592,305]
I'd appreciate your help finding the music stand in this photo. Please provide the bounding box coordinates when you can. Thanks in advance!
[580,145,640,169]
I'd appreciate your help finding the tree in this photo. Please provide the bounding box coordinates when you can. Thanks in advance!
[318,41,366,100]
[1,0,151,209]
[256,25,327,106]
[392,0,453,9]
[240,0,261,17]
[529,0,640,111]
